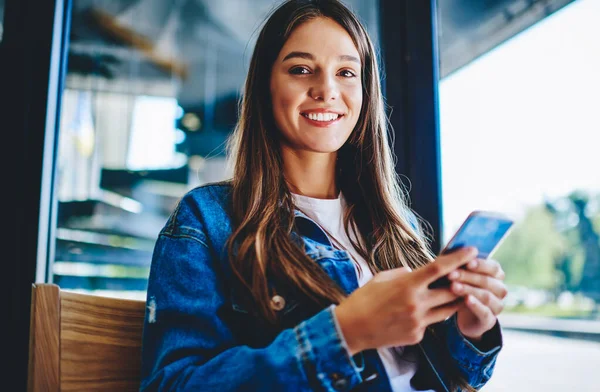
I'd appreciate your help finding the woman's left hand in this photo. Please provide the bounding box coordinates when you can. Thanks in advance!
[447,258,507,341]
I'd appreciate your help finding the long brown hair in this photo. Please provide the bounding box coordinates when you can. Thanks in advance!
[227,0,432,319]
[227,1,474,390]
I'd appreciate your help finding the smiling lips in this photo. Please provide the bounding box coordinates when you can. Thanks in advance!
[300,110,344,127]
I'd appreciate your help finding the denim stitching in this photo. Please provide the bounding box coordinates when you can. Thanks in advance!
[178,225,209,242]
[160,233,209,248]
[295,323,318,389]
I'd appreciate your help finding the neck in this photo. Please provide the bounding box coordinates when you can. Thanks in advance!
[281,145,338,199]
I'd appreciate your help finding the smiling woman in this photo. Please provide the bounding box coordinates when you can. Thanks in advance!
[139,1,506,392]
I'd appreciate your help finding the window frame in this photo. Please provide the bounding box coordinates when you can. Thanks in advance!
[380,0,443,252]
[1,0,72,388]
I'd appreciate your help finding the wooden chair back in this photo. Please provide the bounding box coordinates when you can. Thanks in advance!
[28,283,146,391]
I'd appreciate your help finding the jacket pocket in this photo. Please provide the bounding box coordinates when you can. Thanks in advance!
[227,283,318,346]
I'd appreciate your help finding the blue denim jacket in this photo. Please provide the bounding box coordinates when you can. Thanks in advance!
[140,183,502,391]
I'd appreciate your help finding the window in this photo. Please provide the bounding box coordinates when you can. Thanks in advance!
[52,0,380,299]
[438,0,600,390]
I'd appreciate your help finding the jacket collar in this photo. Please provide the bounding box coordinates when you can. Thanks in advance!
[293,209,333,247]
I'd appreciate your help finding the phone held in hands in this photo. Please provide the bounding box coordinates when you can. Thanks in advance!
[428,210,514,289]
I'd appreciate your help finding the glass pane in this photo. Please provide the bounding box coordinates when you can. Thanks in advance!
[439,0,600,390]
[53,0,380,300]
[0,0,4,42]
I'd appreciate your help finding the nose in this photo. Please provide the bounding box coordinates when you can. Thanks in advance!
[309,73,339,102]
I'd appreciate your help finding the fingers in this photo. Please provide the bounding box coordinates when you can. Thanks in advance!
[463,294,497,327]
[448,270,508,300]
[425,288,460,308]
[464,258,505,279]
[416,247,478,284]
[374,266,412,282]
[425,300,462,325]
[450,282,504,315]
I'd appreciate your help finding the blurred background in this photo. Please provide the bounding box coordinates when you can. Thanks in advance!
[2,0,598,390]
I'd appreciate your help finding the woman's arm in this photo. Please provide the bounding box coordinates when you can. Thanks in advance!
[140,228,363,392]
[439,313,503,390]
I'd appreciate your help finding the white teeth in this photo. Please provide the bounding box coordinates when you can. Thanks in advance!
[305,113,340,122]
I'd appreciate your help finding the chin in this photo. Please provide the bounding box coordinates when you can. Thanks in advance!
[304,141,345,153]
[300,134,350,153]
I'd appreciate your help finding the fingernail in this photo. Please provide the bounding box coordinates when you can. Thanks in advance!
[448,271,460,280]
[468,260,478,269]
[453,283,464,293]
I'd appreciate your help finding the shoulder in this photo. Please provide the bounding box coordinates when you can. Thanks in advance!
[183,180,233,211]
[161,180,234,242]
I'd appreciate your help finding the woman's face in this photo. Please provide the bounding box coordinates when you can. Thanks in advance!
[270,17,363,154]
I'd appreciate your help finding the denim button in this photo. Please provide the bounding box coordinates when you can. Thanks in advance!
[363,372,378,383]
[270,295,286,311]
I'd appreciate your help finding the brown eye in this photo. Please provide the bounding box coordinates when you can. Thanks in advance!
[289,67,311,75]
[338,69,357,78]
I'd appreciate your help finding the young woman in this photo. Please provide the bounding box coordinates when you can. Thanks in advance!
[140,1,506,391]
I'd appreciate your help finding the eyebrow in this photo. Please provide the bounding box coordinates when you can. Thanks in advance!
[282,51,360,64]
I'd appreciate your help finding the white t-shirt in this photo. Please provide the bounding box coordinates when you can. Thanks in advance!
[293,193,434,392]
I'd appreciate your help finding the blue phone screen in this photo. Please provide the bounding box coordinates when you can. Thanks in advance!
[443,214,513,259]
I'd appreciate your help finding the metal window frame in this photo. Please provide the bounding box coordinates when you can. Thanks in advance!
[380,0,443,253]
[1,0,71,387]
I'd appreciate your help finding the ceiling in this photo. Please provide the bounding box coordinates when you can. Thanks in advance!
[52,0,579,157]
[0,0,579,101]
[438,0,577,78]
[65,0,379,109]
[0,0,578,138]
[62,0,578,104]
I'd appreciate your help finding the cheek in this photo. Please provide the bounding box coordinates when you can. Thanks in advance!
[346,86,363,122]
[272,80,304,116]
[272,98,296,140]
[355,90,363,116]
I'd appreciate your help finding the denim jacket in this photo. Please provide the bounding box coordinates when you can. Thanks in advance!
[140,183,502,391]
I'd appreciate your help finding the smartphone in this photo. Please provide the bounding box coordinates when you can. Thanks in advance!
[428,210,514,289]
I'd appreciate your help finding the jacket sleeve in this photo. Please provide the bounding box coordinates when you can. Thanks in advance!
[140,225,364,392]
[442,314,503,390]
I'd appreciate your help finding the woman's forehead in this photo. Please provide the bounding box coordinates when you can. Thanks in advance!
[279,17,361,61]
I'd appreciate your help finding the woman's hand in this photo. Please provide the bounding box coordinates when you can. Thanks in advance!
[335,247,478,355]
[447,258,507,341]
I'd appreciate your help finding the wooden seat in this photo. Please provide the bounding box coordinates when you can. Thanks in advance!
[28,283,146,391]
